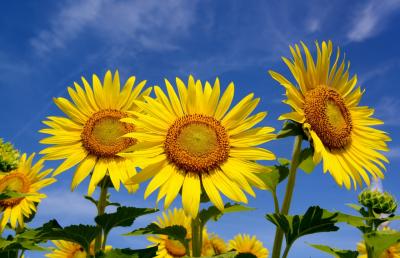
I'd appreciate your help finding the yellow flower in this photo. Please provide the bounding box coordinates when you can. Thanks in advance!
[202,232,227,256]
[0,153,55,231]
[229,234,269,258]
[357,241,400,258]
[269,41,390,189]
[46,240,111,258]
[147,208,191,258]
[122,76,276,216]
[39,70,151,195]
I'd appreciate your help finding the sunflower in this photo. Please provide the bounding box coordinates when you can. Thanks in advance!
[147,208,191,258]
[269,41,390,189]
[122,76,276,216]
[0,153,55,231]
[202,232,227,256]
[229,234,269,258]
[39,70,151,195]
[46,239,111,258]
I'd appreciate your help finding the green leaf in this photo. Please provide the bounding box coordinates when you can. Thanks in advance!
[95,206,157,237]
[185,251,237,258]
[324,210,365,228]
[257,161,289,192]
[125,223,187,241]
[364,230,400,257]
[309,243,358,258]
[276,121,306,139]
[19,219,100,253]
[298,147,315,174]
[199,203,255,227]
[0,190,32,200]
[266,206,339,248]
[84,195,98,206]
[0,237,48,252]
[97,246,158,258]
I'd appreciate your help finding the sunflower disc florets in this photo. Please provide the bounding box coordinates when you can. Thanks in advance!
[358,189,397,214]
[0,138,20,172]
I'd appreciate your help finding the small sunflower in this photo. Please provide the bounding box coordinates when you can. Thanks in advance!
[147,208,191,258]
[202,232,227,256]
[40,70,151,195]
[269,41,390,189]
[122,76,276,216]
[45,240,111,258]
[0,153,55,231]
[229,234,268,258]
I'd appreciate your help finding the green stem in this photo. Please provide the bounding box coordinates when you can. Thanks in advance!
[282,244,292,258]
[19,250,25,258]
[191,216,202,257]
[272,191,280,214]
[271,135,303,258]
[366,208,375,258]
[94,178,109,254]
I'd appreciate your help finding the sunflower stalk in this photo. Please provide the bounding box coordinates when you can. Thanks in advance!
[94,177,109,254]
[271,135,303,258]
[191,216,203,257]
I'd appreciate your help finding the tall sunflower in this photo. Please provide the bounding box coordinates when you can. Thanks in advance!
[121,76,276,216]
[229,234,269,258]
[39,70,151,195]
[147,208,191,258]
[269,41,390,189]
[0,153,55,231]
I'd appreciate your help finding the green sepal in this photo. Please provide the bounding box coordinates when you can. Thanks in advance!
[276,121,307,139]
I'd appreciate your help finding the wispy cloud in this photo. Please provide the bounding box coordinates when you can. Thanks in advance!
[387,146,400,159]
[347,0,400,42]
[375,96,400,126]
[30,0,198,56]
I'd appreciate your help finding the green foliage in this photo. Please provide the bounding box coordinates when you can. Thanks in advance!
[297,147,316,174]
[258,159,289,192]
[0,190,31,200]
[0,235,47,252]
[309,243,358,258]
[364,230,400,257]
[0,138,20,172]
[95,206,157,237]
[125,223,187,241]
[266,206,339,250]
[199,203,255,227]
[276,121,307,139]
[19,219,100,253]
[97,246,158,258]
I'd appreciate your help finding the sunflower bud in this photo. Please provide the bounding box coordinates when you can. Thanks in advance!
[0,139,20,172]
[358,189,397,214]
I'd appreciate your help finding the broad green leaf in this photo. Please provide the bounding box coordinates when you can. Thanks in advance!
[199,203,255,227]
[266,206,339,248]
[125,224,187,241]
[298,147,315,174]
[95,206,157,236]
[364,231,400,257]
[0,250,18,258]
[276,121,306,139]
[257,161,289,191]
[97,246,158,258]
[19,220,99,253]
[0,237,47,252]
[324,210,365,228]
[309,243,358,258]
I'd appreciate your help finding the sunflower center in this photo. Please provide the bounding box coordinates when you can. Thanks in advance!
[81,110,136,157]
[0,173,30,208]
[165,239,186,257]
[164,114,230,173]
[304,86,352,150]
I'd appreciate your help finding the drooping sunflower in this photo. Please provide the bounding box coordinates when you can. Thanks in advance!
[45,239,111,258]
[122,76,276,216]
[202,232,227,256]
[269,41,390,189]
[229,234,269,258]
[147,208,191,258]
[0,153,56,231]
[40,70,151,195]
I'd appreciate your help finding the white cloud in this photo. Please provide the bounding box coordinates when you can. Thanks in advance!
[30,0,197,56]
[387,146,400,158]
[347,0,400,42]
[375,96,400,126]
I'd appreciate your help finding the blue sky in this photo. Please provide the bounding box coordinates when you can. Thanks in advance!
[1,0,400,257]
